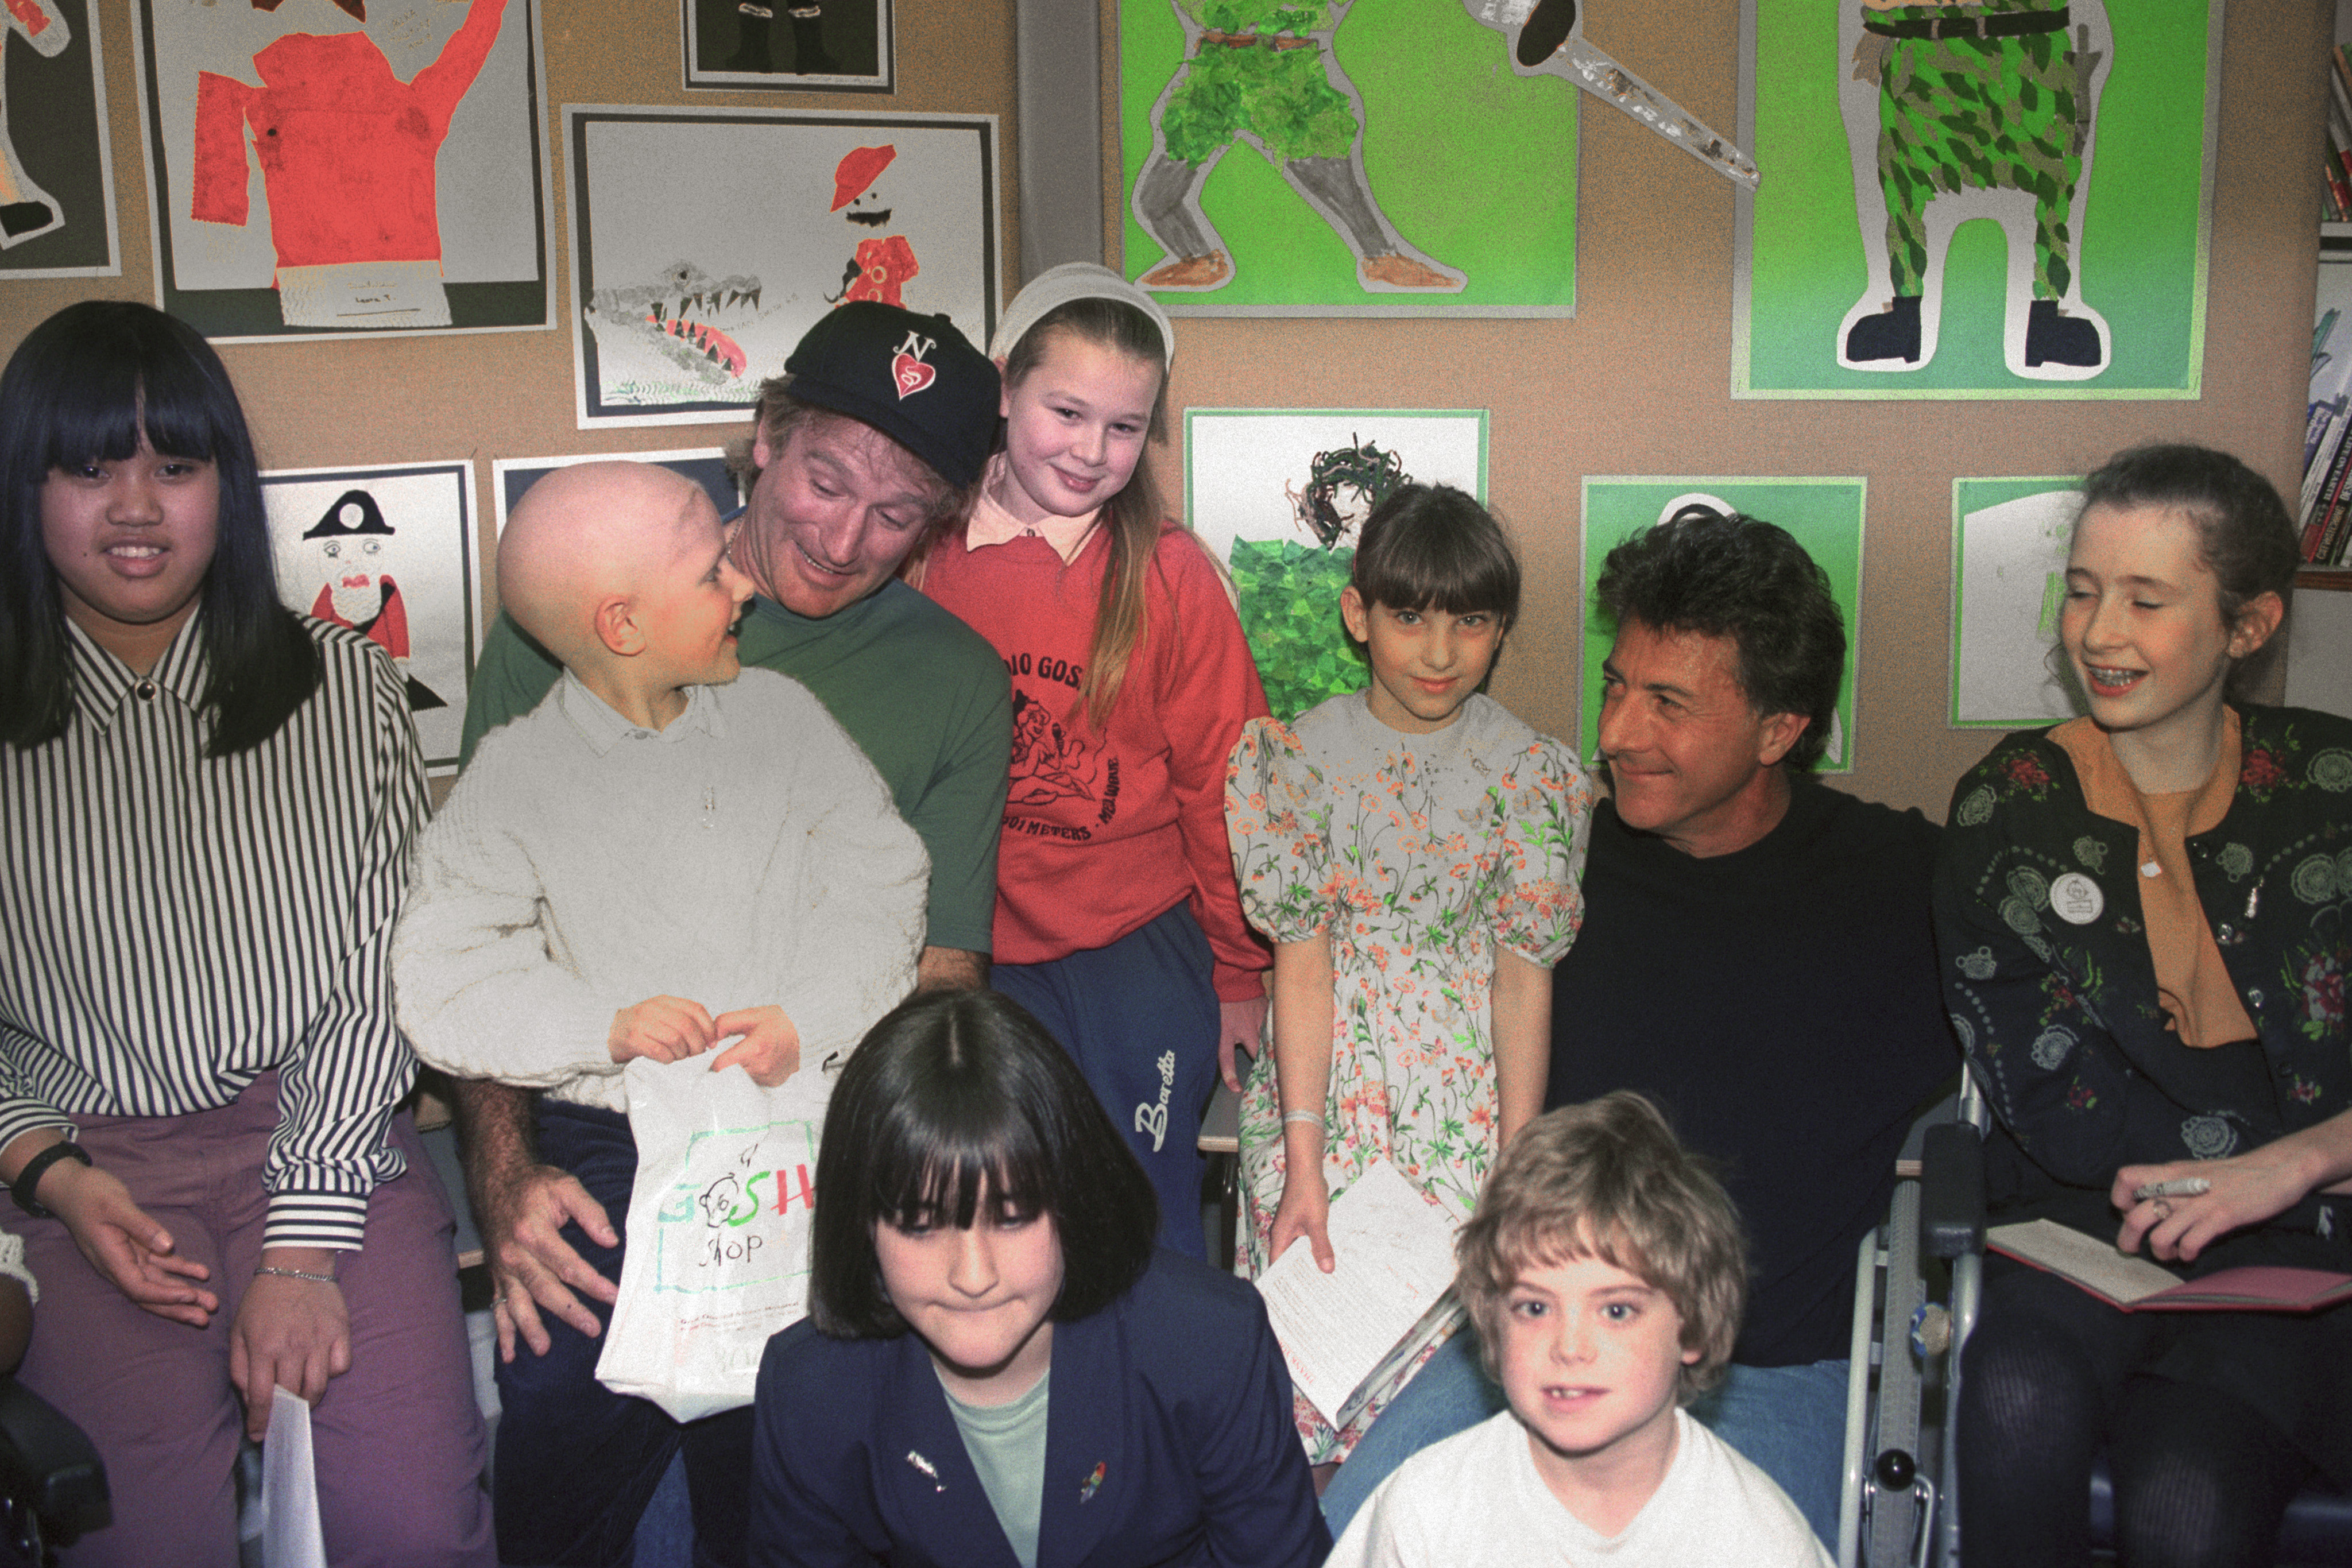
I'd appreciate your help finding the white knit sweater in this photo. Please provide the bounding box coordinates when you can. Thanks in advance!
[392,669,928,1112]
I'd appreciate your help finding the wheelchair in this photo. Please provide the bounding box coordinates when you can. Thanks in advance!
[0,1377,108,1568]
[1840,1075,2352,1567]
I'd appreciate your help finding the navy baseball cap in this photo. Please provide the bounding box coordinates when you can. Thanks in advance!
[783,303,999,487]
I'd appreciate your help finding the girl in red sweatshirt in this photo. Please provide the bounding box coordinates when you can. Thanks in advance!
[915,263,1269,1255]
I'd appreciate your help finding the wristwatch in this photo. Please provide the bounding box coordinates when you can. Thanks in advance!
[10,1141,91,1219]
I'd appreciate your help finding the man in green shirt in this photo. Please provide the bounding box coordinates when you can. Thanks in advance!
[456,302,1012,1366]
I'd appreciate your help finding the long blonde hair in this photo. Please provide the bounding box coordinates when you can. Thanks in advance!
[998,299,1173,730]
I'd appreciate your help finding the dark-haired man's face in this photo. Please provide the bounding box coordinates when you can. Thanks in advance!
[1595,621,1808,858]
[733,414,938,619]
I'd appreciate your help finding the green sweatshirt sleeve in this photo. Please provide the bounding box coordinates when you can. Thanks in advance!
[458,611,566,768]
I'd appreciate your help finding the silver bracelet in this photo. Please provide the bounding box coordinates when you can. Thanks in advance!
[1281,1109,1326,1130]
[255,1265,337,1286]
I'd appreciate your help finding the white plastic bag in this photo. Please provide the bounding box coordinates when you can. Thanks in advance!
[595,1054,831,1422]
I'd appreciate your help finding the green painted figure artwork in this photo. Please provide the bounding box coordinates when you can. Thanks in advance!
[1736,0,2218,397]
[1121,0,1757,314]
[1186,409,1486,719]
[1232,437,1408,720]
[1135,0,1464,296]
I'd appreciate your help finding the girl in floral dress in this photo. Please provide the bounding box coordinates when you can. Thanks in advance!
[1224,483,1592,1465]
[1935,444,2352,1566]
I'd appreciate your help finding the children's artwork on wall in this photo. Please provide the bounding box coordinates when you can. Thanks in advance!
[1117,0,1580,316]
[493,449,745,554]
[683,0,889,90]
[0,0,120,277]
[1185,409,1487,719]
[1580,478,1864,772]
[133,0,553,340]
[564,108,999,428]
[1734,0,2219,397]
[1951,478,2086,728]
[264,461,479,772]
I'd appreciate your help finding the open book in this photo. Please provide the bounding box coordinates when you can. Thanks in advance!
[1989,1218,2352,1313]
[1254,1159,1466,1427]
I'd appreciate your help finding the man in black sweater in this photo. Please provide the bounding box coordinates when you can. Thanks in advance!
[1320,508,1956,1550]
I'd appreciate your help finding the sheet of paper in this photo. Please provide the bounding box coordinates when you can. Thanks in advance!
[262,1385,327,1568]
[1951,486,2083,727]
[1254,1159,1461,1424]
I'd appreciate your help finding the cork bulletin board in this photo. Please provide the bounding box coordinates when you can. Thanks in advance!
[0,0,2330,823]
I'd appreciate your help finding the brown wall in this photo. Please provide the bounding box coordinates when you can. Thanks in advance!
[3,0,2326,820]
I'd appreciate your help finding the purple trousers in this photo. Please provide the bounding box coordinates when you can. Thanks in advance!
[13,1075,493,1568]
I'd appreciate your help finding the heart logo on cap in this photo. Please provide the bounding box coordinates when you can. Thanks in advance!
[892,351,936,400]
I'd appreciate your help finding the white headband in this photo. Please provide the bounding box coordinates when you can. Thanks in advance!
[991,262,1177,371]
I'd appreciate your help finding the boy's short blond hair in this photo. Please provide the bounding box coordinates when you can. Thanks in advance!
[1456,1091,1747,1402]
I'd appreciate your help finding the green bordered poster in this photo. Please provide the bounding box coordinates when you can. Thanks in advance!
[1733,0,2218,397]
[1951,476,2086,728]
[1118,0,1577,316]
[1579,478,1865,772]
[1185,408,1488,720]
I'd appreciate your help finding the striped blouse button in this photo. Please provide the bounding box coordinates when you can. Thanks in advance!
[134,681,157,701]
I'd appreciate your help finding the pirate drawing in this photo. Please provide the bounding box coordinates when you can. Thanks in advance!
[304,489,447,712]
[826,145,917,309]
[1837,0,2113,378]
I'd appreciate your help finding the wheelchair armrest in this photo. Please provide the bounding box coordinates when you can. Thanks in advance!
[1919,1121,1987,1261]
[0,1378,110,1543]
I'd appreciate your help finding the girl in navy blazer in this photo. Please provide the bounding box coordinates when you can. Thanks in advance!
[749,988,1330,1568]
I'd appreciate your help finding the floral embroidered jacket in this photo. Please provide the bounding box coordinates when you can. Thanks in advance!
[1934,706,2352,1236]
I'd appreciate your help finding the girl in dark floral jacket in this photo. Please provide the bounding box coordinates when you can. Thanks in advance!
[1934,444,2352,1567]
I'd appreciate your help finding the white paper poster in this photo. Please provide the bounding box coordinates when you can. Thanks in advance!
[1951,479,2084,728]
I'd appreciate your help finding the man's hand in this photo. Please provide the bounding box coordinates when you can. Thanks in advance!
[915,946,987,993]
[710,1006,802,1087]
[231,1248,350,1442]
[454,1079,618,1361]
[482,1166,620,1359]
[1218,994,1269,1093]
[36,1154,219,1327]
[608,996,717,1065]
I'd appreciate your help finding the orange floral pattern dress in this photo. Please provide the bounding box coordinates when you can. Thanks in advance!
[1224,691,1592,1462]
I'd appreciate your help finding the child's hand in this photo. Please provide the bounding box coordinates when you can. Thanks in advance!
[1219,996,1268,1091]
[608,996,717,1064]
[1270,1167,1336,1273]
[710,1006,802,1087]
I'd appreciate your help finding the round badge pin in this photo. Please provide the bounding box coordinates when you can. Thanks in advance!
[2049,872,2104,925]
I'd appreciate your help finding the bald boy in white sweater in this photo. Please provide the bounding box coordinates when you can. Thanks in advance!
[390,462,926,1566]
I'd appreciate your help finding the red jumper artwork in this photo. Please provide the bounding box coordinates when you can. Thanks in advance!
[189,0,508,329]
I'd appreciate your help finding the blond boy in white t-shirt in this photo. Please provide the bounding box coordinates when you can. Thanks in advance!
[1327,1092,1830,1567]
